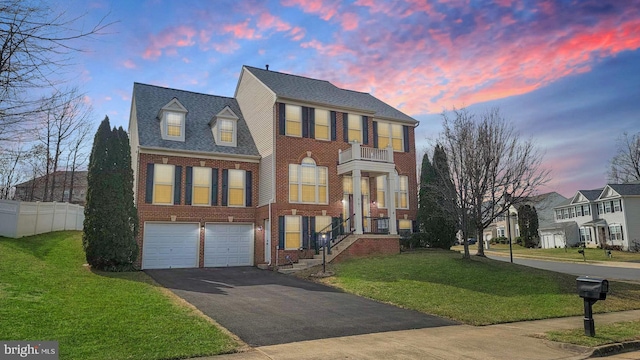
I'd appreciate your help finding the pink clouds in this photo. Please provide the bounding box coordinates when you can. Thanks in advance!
[143,26,197,60]
[123,59,136,69]
[282,0,339,21]
[223,20,261,40]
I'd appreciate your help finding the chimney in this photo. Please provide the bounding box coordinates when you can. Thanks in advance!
[266,64,269,71]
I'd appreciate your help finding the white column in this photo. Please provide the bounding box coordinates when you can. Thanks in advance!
[387,172,397,235]
[353,169,363,235]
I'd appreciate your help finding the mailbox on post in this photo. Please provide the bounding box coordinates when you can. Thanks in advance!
[576,276,609,337]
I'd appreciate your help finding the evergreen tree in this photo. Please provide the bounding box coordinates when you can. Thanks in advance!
[417,152,436,233]
[517,204,539,248]
[431,145,457,249]
[83,117,138,271]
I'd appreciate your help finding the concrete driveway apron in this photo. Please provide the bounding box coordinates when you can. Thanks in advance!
[146,267,457,346]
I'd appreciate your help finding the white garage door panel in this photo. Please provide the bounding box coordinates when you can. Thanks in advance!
[143,223,199,269]
[205,224,253,267]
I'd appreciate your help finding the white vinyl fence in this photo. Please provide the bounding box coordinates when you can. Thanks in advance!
[0,200,84,238]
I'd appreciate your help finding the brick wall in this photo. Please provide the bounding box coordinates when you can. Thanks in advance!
[136,152,259,268]
[332,236,400,263]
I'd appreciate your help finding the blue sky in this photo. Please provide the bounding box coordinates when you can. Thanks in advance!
[58,0,640,197]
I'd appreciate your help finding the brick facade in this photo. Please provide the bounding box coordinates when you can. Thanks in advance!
[135,152,259,268]
[332,236,401,263]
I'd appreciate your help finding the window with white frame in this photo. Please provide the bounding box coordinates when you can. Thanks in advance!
[609,224,623,241]
[285,104,302,137]
[555,209,562,220]
[569,207,575,218]
[604,201,612,213]
[347,113,362,143]
[376,176,386,208]
[228,169,245,207]
[583,205,591,216]
[497,227,505,237]
[613,199,621,212]
[219,119,235,144]
[192,167,211,206]
[580,227,591,243]
[165,112,184,139]
[399,219,412,232]
[576,206,583,217]
[153,164,174,205]
[315,109,330,141]
[289,157,328,204]
[598,203,604,214]
[376,122,403,151]
[395,175,409,209]
[563,208,569,219]
[285,215,301,249]
[316,216,332,234]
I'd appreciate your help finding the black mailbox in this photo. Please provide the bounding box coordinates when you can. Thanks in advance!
[577,276,608,300]
[576,276,609,337]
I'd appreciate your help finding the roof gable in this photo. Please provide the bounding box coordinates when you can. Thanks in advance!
[597,185,619,200]
[571,192,588,204]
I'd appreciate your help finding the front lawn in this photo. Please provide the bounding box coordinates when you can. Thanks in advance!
[320,251,640,325]
[543,320,640,347]
[466,244,640,262]
[0,231,238,360]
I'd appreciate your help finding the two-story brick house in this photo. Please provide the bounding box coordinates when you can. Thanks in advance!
[129,66,418,269]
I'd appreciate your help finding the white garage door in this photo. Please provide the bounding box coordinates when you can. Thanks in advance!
[143,223,199,269]
[204,224,253,267]
[542,235,551,249]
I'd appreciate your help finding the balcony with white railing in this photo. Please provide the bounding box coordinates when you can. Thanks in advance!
[338,142,394,165]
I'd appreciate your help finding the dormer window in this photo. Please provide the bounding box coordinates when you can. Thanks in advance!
[211,106,239,147]
[159,98,187,142]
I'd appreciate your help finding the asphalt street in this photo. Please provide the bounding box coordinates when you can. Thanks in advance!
[146,267,457,347]
[489,255,640,282]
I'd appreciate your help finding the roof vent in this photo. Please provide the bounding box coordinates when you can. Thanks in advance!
[265,64,269,71]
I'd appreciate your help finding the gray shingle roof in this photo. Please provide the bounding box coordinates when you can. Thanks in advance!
[608,183,640,196]
[133,83,259,157]
[578,189,603,201]
[244,66,417,123]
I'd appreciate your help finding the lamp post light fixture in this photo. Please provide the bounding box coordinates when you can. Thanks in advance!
[321,233,327,273]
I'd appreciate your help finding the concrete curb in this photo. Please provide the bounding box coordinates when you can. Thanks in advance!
[589,340,640,358]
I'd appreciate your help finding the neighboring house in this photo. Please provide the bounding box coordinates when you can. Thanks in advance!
[546,184,640,250]
[483,192,567,246]
[13,171,88,205]
[129,65,419,270]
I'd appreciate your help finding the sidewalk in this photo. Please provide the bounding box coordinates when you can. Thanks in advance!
[482,249,640,269]
[198,310,640,360]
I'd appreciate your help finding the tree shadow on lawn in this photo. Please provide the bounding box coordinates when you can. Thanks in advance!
[0,231,72,262]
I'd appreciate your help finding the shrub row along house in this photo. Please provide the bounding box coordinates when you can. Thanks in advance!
[128,66,418,269]
[540,184,640,250]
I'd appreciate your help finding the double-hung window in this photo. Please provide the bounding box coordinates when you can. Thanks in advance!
[285,215,301,249]
[609,225,623,241]
[569,207,575,218]
[153,164,174,205]
[289,158,328,204]
[604,201,612,213]
[598,203,604,214]
[228,169,245,207]
[580,227,591,243]
[192,167,212,206]
[166,112,183,137]
[576,206,583,217]
[583,205,591,216]
[285,104,302,137]
[377,122,403,151]
[376,176,386,208]
[315,109,330,141]
[395,175,409,209]
[399,219,412,233]
[347,114,362,142]
[316,216,332,234]
[219,119,235,143]
[613,200,621,212]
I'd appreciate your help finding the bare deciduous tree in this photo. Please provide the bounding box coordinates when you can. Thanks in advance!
[0,0,111,140]
[608,131,640,183]
[437,108,550,258]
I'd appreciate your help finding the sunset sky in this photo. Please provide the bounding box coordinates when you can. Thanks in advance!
[60,0,640,197]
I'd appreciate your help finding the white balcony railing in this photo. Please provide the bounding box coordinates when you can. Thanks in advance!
[338,142,394,164]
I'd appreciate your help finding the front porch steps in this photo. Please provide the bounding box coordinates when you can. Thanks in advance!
[277,234,361,274]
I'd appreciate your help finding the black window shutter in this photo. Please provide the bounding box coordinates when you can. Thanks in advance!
[343,113,349,142]
[309,107,315,139]
[278,216,285,249]
[211,168,218,205]
[372,121,378,148]
[185,166,193,205]
[278,103,285,135]
[362,116,369,145]
[302,216,309,249]
[302,106,309,138]
[145,163,154,204]
[174,166,182,205]
[221,169,228,206]
[245,170,252,207]
[330,111,337,141]
[412,220,417,233]
[331,217,340,238]
[310,217,316,247]
[403,125,410,152]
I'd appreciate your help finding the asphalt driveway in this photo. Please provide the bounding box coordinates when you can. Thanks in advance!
[146,267,457,346]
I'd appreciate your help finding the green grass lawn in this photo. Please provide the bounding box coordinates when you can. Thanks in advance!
[461,243,640,262]
[0,231,238,360]
[543,320,640,347]
[319,250,640,325]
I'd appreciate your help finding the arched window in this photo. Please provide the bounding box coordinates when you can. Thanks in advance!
[289,157,328,204]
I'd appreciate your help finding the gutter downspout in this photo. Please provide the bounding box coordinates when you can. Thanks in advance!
[268,197,274,266]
